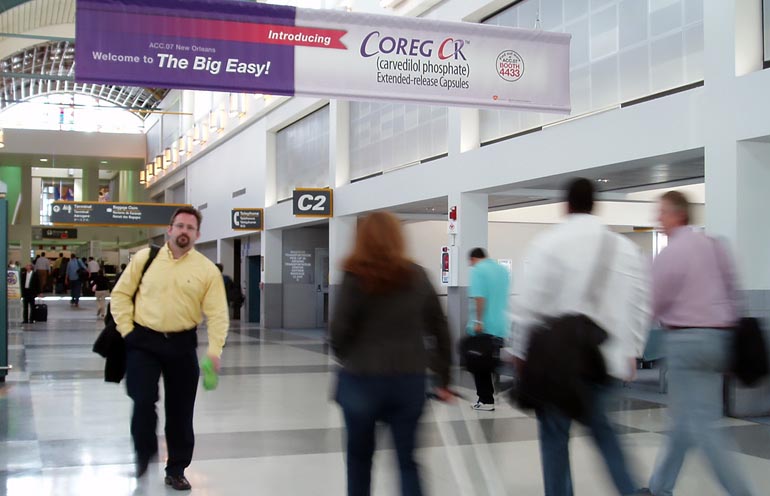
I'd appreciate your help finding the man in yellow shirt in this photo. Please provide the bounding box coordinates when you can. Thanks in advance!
[111,206,229,491]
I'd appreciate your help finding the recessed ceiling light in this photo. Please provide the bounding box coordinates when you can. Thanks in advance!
[596,178,609,183]
[100,160,108,164]
[39,158,48,162]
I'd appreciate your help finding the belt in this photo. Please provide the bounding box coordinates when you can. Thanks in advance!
[666,325,733,331]
[135,323,197,338]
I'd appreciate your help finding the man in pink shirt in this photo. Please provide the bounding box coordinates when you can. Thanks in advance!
[646,191,754,496]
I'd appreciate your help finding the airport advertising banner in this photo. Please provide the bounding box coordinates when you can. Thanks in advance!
[76,0,571,112]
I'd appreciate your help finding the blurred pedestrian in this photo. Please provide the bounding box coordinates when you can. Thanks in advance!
[35,251,51,293]
[514,178,650,496]
[91,268,111,319]
[65,254,87,307]
[645,191,754,496]
[20,263,41,324]
[466,247,510,411]
[330,211,453,496]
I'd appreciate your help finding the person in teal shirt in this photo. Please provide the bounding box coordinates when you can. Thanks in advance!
[467,248,510,411]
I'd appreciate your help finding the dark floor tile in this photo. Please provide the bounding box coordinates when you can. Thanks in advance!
[219,364,334,376]
[722,424,770,459]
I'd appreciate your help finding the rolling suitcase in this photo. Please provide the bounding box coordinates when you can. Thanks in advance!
[33,300,48,322]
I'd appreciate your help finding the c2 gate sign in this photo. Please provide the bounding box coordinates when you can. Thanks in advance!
[292,188,333,218]
[51,201,190,227]
[232,208,264,231]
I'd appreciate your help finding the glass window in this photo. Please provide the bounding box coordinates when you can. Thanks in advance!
[480,0,704,143]
[349,102,448,181]
[0,93,144,133]
[276,106,330,200]
[764,0,770,64]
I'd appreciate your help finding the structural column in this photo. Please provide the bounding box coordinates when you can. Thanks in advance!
[19,166,32,264]
[445,191,488,346]
[81,167,99,202]
[260,228,283,329]
[703,0,770,416]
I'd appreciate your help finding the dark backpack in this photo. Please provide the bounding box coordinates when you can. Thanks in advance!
[732,317,769,387]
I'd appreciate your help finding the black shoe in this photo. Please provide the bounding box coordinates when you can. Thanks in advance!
[634,489,653,496]
[165,475,192,491]
[135,452,157,478]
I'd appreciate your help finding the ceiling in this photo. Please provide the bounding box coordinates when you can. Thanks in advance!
[0,0,169,117]
[486,148,704,210]
[0,152,143,170]
[386,148,705,217]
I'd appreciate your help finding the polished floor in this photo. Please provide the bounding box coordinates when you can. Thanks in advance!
[2,299,770,495]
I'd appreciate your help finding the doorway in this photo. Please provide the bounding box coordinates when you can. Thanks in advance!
[315,248,329,327]
[248,255,261,323]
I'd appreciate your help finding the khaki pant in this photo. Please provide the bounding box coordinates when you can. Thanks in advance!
[95,290,110,317]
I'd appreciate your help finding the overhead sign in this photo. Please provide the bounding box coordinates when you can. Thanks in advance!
[75,0,571,112]
[50,202,191,227]
[232,208,264,231]
[293,189,333,218]
[42,228,78,240]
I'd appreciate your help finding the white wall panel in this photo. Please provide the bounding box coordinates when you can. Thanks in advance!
[275,106,329,200]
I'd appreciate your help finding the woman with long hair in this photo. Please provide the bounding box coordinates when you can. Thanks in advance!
[331,211,453,496]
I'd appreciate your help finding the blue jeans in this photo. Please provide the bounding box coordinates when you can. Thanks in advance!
[537,383,636,496]
[70,280,81,303]
[649,329,753,496]
[335,371,426,496]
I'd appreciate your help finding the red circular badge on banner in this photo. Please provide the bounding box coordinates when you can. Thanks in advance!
[496,50,524,82]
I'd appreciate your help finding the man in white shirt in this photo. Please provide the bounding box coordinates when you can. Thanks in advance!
[87,257,101,275]
[513,178,651,496]
[34,252,51,294]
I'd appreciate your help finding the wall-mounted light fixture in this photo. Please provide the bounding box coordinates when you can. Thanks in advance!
[139,169,147,185]
[0,128,5,148]
[146,161,154,179]
[163,148,172,169]
[178,135,186,155]
[154,155,163,174]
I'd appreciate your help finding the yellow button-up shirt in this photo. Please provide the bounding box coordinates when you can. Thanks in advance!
[111,244,229,357]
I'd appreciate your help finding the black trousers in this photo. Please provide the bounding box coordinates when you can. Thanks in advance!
[473,370,495,404]
[125,325,199,477]
[22,296,35,323]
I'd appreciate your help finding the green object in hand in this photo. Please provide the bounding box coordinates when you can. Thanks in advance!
[200,357,218,391]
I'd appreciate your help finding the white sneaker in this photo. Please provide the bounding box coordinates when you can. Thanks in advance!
[471,402,495,411]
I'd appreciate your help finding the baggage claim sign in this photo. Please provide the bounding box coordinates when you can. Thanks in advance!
[76,0,571,112]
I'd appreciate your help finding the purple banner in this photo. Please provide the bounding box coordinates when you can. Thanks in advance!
[76,0,298,95]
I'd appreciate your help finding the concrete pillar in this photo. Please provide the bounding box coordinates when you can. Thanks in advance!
[448,107,480,155]
[81,167,99,202]
[19,166,32,264]
[703,0,770,416]
[329,100,350,188]
[260,228,283,328]
[445,192,488,345]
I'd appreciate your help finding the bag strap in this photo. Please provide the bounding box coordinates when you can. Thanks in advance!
[585,231,617,313]
[131,245,161,304]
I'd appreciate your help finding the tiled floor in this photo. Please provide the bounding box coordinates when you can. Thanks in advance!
[2,299,769,495]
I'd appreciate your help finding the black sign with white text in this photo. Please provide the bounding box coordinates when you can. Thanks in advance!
[231,208,264,231]
[51,202,190,227]
[43,228,77,239]
[292,189,333,217]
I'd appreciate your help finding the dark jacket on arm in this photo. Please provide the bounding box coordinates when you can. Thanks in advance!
[329,264,452,387]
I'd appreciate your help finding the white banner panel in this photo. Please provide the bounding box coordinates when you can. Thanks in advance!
[294,10,571,112]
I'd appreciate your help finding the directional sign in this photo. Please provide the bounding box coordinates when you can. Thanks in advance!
[292,188,333,218]
[232,208,264,231]
[42,228,77,240]
[51,201,191,227]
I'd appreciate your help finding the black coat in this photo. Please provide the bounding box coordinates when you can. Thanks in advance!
[20,269,41,299]
[92,308,125,383]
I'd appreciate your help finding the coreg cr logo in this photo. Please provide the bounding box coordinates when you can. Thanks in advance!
[360,31,467,61]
